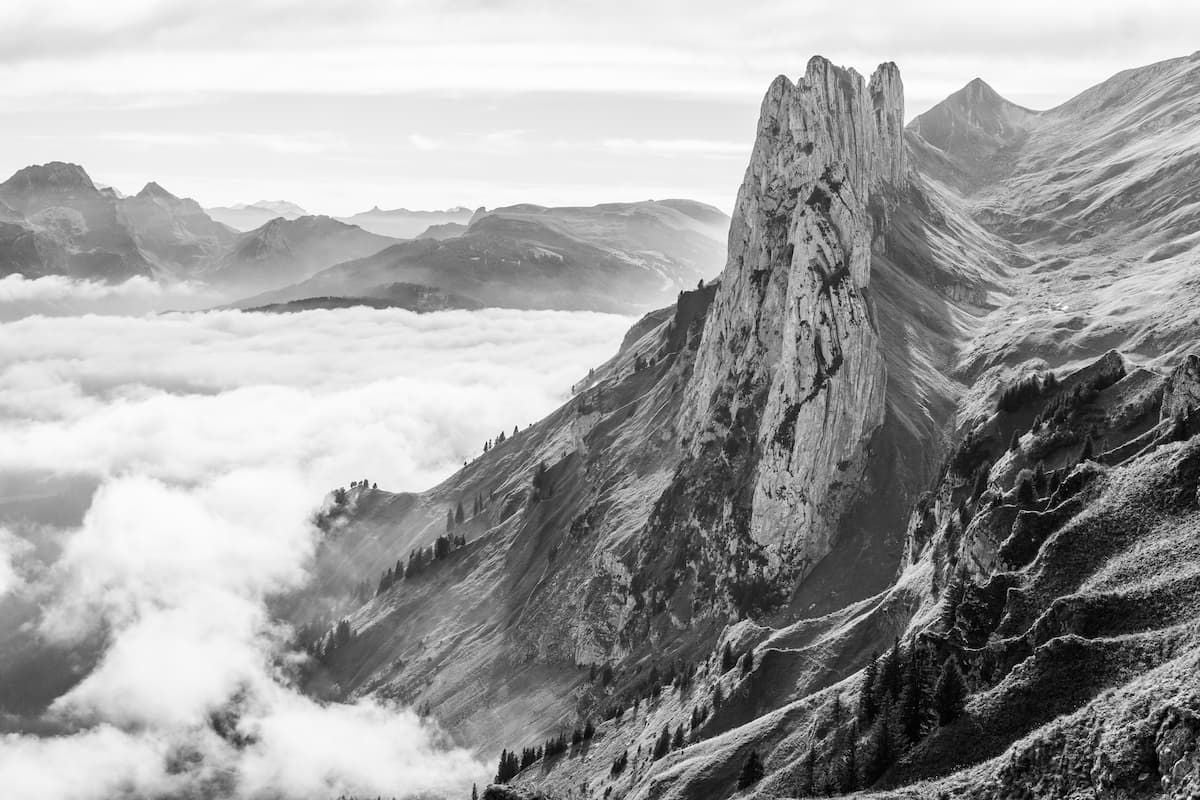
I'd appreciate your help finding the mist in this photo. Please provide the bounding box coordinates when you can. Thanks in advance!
[0,298,632,799]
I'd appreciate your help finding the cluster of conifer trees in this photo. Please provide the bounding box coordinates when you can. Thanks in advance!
[493,724,595,784]
[303,618,353,664]
[482,425,521,456]
[791,638,968,795]
[375,532,468,596]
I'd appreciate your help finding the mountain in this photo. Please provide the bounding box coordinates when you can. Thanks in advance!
[0,167,407,295]
[0,162,153,280]
[286,52,1200,800]
[117,182,236,272]
[205,200,308,231]
[202,215,400,293]
[236,200,732,313]
[336,206,475,239]
[0,163,729,310]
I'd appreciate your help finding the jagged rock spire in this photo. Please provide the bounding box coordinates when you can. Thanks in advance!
[679,57,907,572]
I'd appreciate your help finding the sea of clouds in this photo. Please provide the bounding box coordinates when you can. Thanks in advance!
[0,281,633,799]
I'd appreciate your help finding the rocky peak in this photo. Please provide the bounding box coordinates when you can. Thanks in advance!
[135,181,177,201]
[1,161,96,194]
[671,57,907,577]
[907,75,1038,156]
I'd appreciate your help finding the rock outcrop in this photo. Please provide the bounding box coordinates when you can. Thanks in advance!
[675,57,906,574]
[1162,353,1200,422]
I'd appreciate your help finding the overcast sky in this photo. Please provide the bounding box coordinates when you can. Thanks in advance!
[0,0,1195,214]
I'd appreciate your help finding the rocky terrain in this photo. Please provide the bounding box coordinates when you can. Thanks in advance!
[239,199,730,313]
[0,168,397,292]
[293,52,1200,799]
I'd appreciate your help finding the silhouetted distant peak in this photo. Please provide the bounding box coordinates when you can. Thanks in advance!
[2,161,96,192]
[136,181,178,201]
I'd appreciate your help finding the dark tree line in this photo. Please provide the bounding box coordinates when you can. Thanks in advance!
[375,532,468,597]
[301,618,354,664]
[493,725,593,784]
[782,640,972,796]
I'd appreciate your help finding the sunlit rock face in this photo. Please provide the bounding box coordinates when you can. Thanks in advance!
[679,57,907,573]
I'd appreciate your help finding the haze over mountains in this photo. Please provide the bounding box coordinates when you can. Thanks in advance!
[208,201,477,240]
[0,164,730,312]
[276,50,1200,800]
[239,199,729,313]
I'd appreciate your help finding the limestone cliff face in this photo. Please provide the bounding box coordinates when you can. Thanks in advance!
[677,57,906,573]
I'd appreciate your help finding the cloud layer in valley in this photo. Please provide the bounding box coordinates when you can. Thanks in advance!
[0,304,632,798]
[0,274,222,321]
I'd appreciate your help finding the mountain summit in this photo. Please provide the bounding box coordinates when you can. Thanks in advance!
[906,77,1038,188]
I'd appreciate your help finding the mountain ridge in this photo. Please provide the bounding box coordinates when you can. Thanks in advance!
[291,51,1200,800]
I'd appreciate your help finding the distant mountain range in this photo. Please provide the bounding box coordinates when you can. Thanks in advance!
[335,206,476,239]
[235,199,730,313]
[0,165,729,310]
[205,200,309,231]
[206,201,476,239]
[0,166,402,293]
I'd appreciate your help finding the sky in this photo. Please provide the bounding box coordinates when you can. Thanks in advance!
[0,0,1196,214]
[0,300,633,798]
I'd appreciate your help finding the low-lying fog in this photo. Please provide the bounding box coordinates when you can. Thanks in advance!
[0,276,633,799]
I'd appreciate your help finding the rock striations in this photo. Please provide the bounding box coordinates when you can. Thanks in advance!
[678,58,905,575]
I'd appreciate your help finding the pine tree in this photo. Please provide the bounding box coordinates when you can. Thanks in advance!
[1080,436,1094,462]
[721,641,735,672]
[798,748,816,797]
[877,638,902,702]
[933,655,968,725]
[455,501,464,524]
[1016,472,1036,505]
[858,651,880,723]
[862,701,893,786]
[446,507,455,532]
[1171,412,1190,442]
[671,725,684,750]
[1008,430,1021,451]
[472,783,478,800]
[897,643,934,747]
[652,726,671,760]
[838,722,859,793]
[971,467,990,502]
[737,750,764,789]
